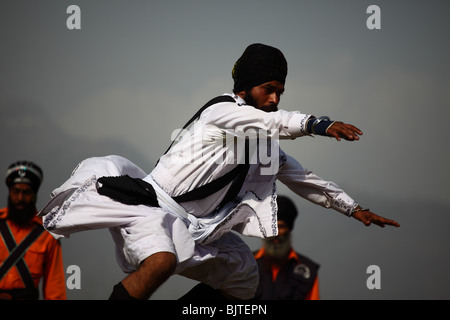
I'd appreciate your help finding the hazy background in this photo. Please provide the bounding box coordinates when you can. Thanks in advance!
[1,0,449,300]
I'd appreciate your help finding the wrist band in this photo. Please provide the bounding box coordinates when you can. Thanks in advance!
[307,116,335,135]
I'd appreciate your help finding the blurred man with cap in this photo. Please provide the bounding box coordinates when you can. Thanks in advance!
[253,195,320,300]
[0,161,66,300]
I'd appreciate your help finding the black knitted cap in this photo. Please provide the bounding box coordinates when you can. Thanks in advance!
[232,43,288,92]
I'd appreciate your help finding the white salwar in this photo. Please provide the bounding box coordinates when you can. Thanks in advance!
[40,94,357,299]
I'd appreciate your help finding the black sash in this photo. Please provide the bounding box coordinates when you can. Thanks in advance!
[98,95,250,208]
[0,219,44,292]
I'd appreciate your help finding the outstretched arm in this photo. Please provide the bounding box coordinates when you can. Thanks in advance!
[278,155,400,228]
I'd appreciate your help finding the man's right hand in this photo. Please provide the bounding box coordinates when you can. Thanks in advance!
[352,209,400,228]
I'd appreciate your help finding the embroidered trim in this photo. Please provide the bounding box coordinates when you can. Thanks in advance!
[270,182,278,236]
[300,115,312,135]
[44,176,97,230]
[333,197,356,216]
[199,203,245,244]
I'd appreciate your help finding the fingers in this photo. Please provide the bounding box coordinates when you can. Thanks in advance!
[369,215,400,228]
[381,219,400,228]
[353,210,400,228]
[327,122,363,141]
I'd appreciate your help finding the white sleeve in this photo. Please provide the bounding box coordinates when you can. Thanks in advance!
[277,154,357,216]
[203,101,311,139]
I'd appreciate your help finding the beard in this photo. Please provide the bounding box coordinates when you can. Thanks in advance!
[243,91,258,108]
[243,91,278,113]
[7,196,37,226]
[263,233,292,260]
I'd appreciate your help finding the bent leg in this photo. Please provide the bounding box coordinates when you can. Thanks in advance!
[108,208,196,299]
[111,251,177,300]
[178,233,259,300]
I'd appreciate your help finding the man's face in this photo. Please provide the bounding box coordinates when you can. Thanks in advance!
[263,220,292,259]
[244,80,285,112]
[8,183,37,225]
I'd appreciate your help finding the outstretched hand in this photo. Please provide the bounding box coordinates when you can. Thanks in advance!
[327,122,363,141]
[352,210,400,228]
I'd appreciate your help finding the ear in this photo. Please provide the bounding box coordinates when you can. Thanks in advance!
[236,90,246,99]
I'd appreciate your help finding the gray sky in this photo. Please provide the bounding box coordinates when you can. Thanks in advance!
[1,0,449,299]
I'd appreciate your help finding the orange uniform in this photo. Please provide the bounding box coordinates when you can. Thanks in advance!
[0,208,66,300]
[253,247,320,300]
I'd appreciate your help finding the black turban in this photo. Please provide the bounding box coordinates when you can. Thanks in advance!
[276,195,298,231]
[232,43,288,92]
[5,160,43,193]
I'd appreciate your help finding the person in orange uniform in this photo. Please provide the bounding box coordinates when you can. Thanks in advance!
[0,161,66,300]
[253,195,320,300]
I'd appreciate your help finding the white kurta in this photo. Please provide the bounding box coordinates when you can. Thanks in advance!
[40,94,357,299]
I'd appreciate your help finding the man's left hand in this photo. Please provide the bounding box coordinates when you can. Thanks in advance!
[327,122,363,141]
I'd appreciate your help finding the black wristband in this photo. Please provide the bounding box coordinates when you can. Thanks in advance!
[307,116,335,136]
[313,120,335,135]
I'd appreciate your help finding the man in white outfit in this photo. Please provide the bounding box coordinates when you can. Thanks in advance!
[39,43,400,300]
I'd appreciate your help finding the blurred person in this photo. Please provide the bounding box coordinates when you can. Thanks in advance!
[253,195,319,300]
[40,43,399,300]
[0,161,66,300]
